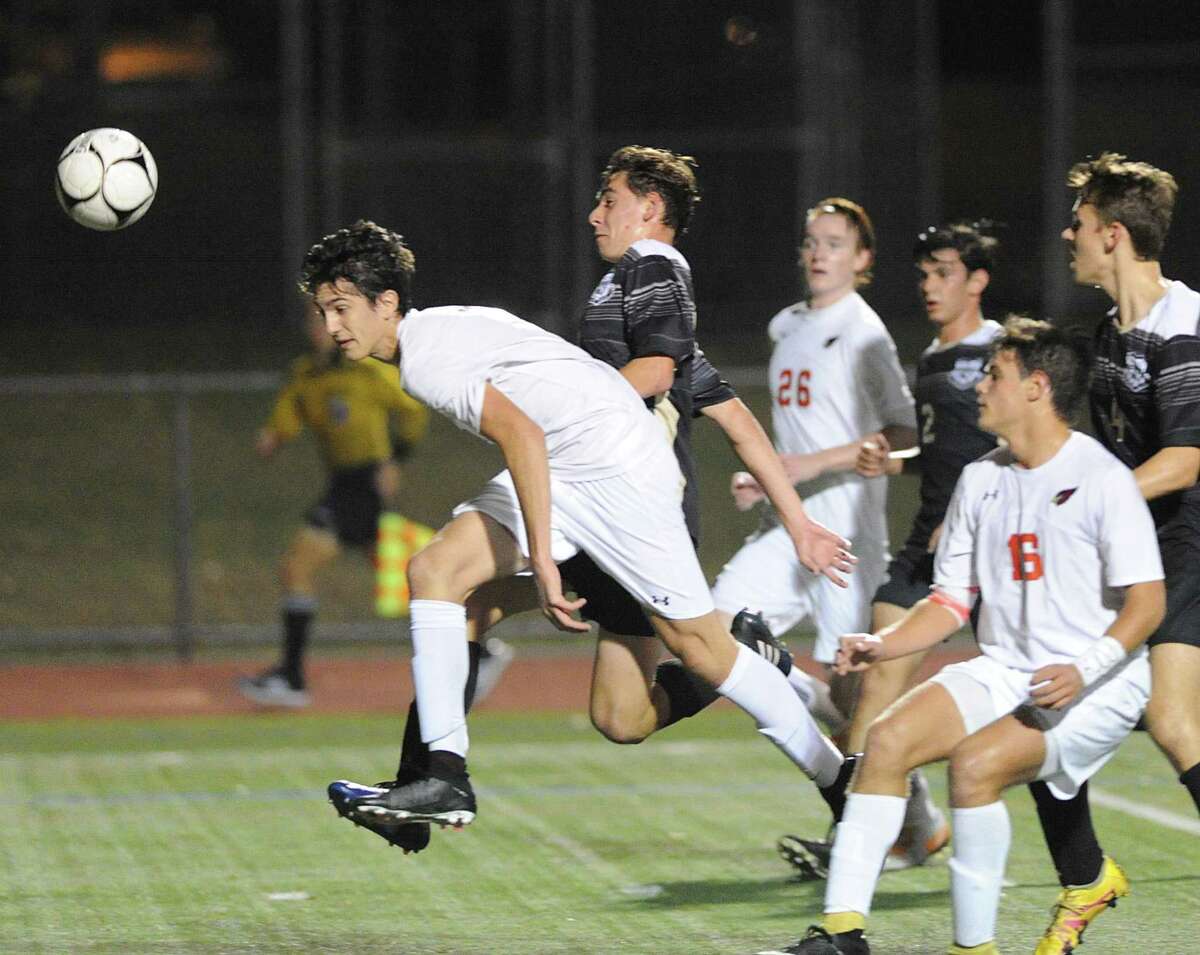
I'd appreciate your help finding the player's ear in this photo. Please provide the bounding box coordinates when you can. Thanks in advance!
[644,190,665,224]
[967,268,990,295]
[376,288,400,317]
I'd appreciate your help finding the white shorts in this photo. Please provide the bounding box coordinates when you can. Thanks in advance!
[452,455,713,622]
[710,523,887,663]
[929,651,1150,799]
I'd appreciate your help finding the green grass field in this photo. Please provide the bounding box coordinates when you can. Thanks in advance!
[3,710,1197,954]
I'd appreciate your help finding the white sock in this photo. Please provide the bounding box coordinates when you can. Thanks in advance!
[409,599,470,757]
[717,643,843,786]
[949,802,1011,947]
[786,666,821,706]
[825,793,906,917]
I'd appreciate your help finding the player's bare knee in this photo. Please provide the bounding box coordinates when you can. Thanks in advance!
[406,546,470,602]
[947,740,1004,806]
[862,715,918,775]
[589,702,650,744]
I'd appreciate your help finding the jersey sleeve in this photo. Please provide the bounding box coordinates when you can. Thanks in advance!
[263,363,305,441]
[690,346,737,415]
[619,254,695,362]
[932,468,979,592]
[1152,335,1200,448]
[1093,463,1165,587]
[859,328,916,428]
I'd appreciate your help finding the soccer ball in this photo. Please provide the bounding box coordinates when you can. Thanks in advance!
[55,128,158,231]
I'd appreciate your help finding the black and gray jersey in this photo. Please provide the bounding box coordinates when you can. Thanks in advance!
[1090,279,1200,535]
[901,320,1002,560]
[578,238,705,539]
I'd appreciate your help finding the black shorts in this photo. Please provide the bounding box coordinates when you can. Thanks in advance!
[559,553,656,638]
[1150,535,1200,648]
[304,465,382,549]
[872,549,934,611]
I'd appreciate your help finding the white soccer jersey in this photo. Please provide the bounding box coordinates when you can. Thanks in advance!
[765,291,915,547]
[396,305,664,481]
[934,431,1163,671]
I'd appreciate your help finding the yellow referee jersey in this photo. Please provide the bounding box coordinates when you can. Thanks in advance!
[264,353,428,469]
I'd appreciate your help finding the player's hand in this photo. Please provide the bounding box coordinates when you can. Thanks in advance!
[255,428,280,458]
[373,459,402,505]
[531,558,590,633]
[1028,663,1085,710]
[835,633,884,675]
[926,522,944,554]
[792,518,856,588]
[731,471,766,511]
[855,433,891,478]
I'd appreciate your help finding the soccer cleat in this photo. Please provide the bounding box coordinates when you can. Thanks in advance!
[731,608,793,672]
[473,637,515,705]
[1034,856,1129,954]
[778,833,833,879]
[947,943,999,955]
[348,769,476,828]
[885,770,950,870]
[328,779,431,853]
[756,925,871,955]
[236,669,311,708]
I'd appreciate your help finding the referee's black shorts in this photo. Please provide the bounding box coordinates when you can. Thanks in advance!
[304,465,383,549]
[872,549,934,611]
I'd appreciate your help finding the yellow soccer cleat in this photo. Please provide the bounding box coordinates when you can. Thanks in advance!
[1034,856,1129,954]
[948,943,1000,955]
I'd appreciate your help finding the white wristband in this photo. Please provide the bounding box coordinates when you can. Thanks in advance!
[1073,636,1127,687]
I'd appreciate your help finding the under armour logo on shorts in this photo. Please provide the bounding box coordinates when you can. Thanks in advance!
[650,595,671,606]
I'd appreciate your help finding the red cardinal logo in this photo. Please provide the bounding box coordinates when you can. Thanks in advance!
[1052,487,1078,506]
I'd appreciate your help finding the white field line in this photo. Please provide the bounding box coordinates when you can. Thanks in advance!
[1089,786,1200,835]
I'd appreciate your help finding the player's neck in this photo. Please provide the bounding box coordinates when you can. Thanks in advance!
[1110,258,1166,331]
[936,305,984,345]
[1006,417,1071,470]
[808,287,855,310]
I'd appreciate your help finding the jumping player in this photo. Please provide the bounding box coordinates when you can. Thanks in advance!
[308,221,855,832]
[778,221,1003,876]
[760,317,1164,955]
[1026,153,1200,955]
[235,301,438,707]
[715,198,916,727]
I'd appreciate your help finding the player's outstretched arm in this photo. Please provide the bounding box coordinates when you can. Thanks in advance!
[834,596,961,675]
[478,384,588,632]
[701,397,854,586]
[1029,578,1166,710]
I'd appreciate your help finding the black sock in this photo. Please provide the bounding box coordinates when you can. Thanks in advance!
[1180,762,1200,815]
[427,749,467,780]
[819,753,859,824]
[654,659,719,728]
[395,641,484,779]
[1029,780,1103,886]
[281,607,313,688]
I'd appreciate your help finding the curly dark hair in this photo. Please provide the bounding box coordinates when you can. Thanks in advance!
[298,219,416,313]
[598,145,701,234]
[1067,152,1178,259]
[913,221,999,274]
[993,315,1091,423]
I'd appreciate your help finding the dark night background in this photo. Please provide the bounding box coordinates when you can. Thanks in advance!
[3,0,1200,373]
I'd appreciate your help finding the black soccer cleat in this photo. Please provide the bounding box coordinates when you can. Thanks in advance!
[756,925,870,955]
[328,779,432,853]
[777,833,832,880]
[348,769,476,828]
[731,608,793,674]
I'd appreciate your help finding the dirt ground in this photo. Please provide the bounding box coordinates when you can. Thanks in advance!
[0,647,977,720]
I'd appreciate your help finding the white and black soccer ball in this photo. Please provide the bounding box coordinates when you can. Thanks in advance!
[55,128,158,231]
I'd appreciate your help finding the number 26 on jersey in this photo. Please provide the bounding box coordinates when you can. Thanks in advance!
[777,368,812,407]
